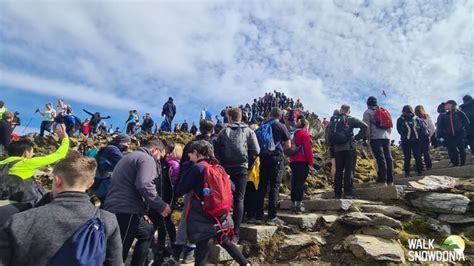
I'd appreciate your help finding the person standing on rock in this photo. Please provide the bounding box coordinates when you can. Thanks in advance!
[82,109,111,137]
[103,140,171,266]
[397,105,423,177]
[181,120,189,133]
[363,96,394,186]
[162,97,176,132]
[289,118,314,212]
[214,108,260,241]
[175,141,249,266]
[0,112,14,156]
[141,113,155,134]
[255,107,291,226]
[415,105,436,170]
[329,105,367,199]
[0,153,124,266]
[37,103,56,137]
[460,95,474,156]
[125,110,137,135]
[54,99,71,131]
[190,122,198,135]
[0,125,69,226]
[437,100,470,167]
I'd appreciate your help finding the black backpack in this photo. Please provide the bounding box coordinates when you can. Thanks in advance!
[327,114,353,145]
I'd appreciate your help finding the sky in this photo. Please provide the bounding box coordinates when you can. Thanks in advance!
[1,0,473,137]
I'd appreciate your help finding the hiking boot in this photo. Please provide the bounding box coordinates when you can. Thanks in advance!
[162,257,180,266]
[266,217,285,226]
[182,249,194,264]
[296,201,305,214]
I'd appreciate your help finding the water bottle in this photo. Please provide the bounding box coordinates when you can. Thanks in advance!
[203,187,211,196]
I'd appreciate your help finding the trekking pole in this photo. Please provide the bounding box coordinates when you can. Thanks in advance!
[22,110,38,134]
[122,122,127,133]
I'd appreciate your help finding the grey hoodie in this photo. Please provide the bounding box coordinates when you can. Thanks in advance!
[363,107,392,140]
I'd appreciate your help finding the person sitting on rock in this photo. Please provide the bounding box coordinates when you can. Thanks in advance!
[0,125,69,226]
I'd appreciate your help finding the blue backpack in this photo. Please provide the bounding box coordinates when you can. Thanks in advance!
[205,111,212,120]
[255,119,280,155]
[52,215,106,266]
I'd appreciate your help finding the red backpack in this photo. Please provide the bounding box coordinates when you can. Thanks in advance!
[199,161,233,217]
[375,107,393,129]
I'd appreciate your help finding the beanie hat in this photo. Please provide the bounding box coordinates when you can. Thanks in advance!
[112,134,131,144]
[169,97,173,102]
[463,95,472,104]
[367,96,378,107]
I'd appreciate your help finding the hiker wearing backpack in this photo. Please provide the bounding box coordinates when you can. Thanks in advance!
[175,141,249,266]
[397,105,423,177]
[0,153,123,266]
[363,96,394,186]
[0,126,69,226]
[0,112,14,156]
[103,140,171,265]
[437,100,470,166]
[214,108,260,241]
[162,97,176,132]
[37,103,56,137]
[329,105,367,199]
[255,107,291,226]
[460,95,474,156]
[288,118,313,212]
[93,134,130,206]
[415,105,436,170]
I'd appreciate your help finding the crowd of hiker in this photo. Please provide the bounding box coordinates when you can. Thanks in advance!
[0,92,473,265]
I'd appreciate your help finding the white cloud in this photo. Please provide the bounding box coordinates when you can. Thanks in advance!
[0,0,472,128]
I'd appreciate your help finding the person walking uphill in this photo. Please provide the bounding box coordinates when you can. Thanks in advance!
[363,96,394,186]
[214,108,260,241]
[289,118,314,212]
[37,103,56,137]
[460,95,474,156]
[103,140,172,266]
[255,107,291,226]
[0,153,124,266]
[437,100,470,166]
[175,141,249,266]
[397,105,423,177]
[162,97,176,132]
[328,105,367,199]
[415,105,436,170]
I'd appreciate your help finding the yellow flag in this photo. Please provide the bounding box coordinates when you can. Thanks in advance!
[248,157,260,190]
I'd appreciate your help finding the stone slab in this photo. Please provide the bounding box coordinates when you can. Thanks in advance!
[239,224,278,243]
[321,185,405,201]
[208,244,242,263]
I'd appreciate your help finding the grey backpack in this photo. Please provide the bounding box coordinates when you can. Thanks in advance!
[222,126,248,166]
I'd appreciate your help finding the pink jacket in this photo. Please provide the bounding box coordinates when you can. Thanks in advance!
[166,157,181,186]
[289,129,314,167]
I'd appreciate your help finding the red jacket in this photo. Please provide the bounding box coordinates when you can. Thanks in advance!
[290,129,314,166]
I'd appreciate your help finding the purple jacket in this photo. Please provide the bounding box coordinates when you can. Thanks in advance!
[166,157,181,186]
[103,147,167,215]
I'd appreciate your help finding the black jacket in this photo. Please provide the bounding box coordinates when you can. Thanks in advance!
[460,101,474,135]
[437,110,470,139]
[141,118,155,133]
[0,120,12,147]
[162,100,176,118]
[396,114,420,141]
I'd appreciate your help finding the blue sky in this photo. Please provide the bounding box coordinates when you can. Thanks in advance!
[1,0,473,136]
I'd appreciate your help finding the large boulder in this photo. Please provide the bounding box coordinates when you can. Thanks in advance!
[343,234,406,263]
[409,193,470,214]
[338,212,402,228]
[407,175,456,192]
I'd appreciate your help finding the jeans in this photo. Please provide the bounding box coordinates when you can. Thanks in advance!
[401,139,423,176]
[116,213,154,266]
[370,139,394,184]
[229,172,248,238]
[334,150,354,197]
[194,236,247,266]
[256,155,283,220]
[39,121,53,137]
[445,136,466,166]
[419,135,433,170]
[290,162,309,201]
